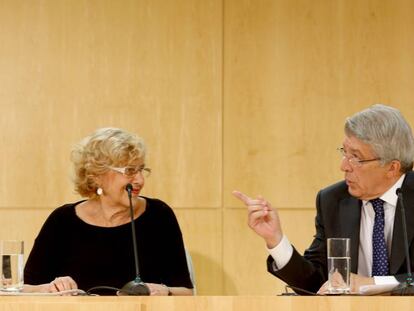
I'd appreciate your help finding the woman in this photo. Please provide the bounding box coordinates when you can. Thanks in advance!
[23,127,193,295]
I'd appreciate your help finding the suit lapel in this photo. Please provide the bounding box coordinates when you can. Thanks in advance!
[338,196,361,273]
[390,173,414,274]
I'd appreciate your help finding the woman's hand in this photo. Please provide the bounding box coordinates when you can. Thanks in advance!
[49,276,78,292]
[23,276,78,294]
[145,283,170,296]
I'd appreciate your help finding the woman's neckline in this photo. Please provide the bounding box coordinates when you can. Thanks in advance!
[73,197,148,228]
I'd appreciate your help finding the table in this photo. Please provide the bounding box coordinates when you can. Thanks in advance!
[0,295,413,311]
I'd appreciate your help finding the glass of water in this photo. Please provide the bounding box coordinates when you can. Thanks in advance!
[0,240,24,292]
[327,238,350,294]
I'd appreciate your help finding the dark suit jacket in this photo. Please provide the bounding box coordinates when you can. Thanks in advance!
[267,171,414,294]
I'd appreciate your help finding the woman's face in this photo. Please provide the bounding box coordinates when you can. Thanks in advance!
[96,162,146,208]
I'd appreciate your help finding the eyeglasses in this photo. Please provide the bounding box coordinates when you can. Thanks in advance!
[108,166,151,178]
[337,147,381,168]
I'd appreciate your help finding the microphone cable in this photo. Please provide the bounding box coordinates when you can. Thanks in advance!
[281,285,318,296]
[85,286,121,296]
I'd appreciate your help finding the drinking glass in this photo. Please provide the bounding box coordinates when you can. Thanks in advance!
[0,240,24,292]
[327,238,350,294]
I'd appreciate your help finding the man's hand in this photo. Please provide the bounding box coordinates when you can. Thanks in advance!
[350,273,375,293]
[317,273,375,294]
[232,190,283,248]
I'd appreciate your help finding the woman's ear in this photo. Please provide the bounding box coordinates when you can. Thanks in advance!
[91,174,102,188]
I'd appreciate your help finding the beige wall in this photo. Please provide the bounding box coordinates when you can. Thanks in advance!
[0,0,414,295]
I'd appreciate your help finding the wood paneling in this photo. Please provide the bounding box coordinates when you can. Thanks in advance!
[0,0,222,208]
[175,209,223,295]
[0,209,52,255]
[223,208,315,295]
[1,0,414,296]
[223,0,414,208]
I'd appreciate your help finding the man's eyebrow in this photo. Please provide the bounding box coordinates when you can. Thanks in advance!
[344,147,363,157]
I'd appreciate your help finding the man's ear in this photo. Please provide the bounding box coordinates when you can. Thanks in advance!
[387,160,402,177]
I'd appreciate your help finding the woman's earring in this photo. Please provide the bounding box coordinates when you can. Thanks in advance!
[96,187,103,196]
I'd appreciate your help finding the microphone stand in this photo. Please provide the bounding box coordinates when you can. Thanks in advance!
[118,184,150,295]
[392,189,414,295]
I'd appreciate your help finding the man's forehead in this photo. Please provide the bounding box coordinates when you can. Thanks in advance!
[343,136,373,154]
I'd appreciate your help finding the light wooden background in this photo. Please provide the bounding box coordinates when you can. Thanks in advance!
[1,0,414,295]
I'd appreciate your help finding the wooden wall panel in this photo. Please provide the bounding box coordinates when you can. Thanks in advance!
[223,208,315,295]
[0,0,222,208]
[0,208,53,256]
[175,209,224,295]
[1,0,414,297]
[223,0,414,209]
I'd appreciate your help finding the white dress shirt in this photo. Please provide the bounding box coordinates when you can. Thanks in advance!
[268,174,406,285]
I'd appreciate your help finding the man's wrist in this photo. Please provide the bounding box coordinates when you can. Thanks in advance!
[265,234,283,249]
[267,235,293,271]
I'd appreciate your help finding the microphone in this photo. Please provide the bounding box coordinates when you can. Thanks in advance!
[118,183,150,295]
[393,188,414,295]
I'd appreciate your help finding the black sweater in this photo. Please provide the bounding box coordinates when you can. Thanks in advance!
[24,197,193,292]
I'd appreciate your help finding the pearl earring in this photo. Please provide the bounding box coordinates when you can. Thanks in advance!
[96,187,103,195]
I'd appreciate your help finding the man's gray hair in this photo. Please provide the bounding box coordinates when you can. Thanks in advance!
[345,104,414,172]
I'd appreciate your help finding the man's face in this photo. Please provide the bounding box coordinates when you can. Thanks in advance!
[340,135,396,200]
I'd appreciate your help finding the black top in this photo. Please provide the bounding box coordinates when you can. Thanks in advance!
[24,197,193,292]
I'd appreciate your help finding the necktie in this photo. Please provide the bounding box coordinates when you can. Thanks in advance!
[370,198,389,276]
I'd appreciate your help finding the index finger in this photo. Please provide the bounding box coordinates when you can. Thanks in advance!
[232,190,253,204]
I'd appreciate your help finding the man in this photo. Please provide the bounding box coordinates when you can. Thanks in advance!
[233,104,414,294]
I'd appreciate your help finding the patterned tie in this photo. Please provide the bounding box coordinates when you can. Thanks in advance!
[370,198,389,276]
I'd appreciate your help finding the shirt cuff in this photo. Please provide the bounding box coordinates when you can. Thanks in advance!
[267,235,293,270]
[373,276,399,285]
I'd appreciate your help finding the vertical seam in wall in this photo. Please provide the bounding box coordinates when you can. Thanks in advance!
[221,0,225,295]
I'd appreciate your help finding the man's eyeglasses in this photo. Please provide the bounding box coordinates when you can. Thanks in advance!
[108,166,152,178]
[337,147,381,168]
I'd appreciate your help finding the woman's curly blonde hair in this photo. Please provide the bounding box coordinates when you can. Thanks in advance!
[71,127,146,198]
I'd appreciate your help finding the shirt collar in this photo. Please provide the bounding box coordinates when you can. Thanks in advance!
[363,174,405,207]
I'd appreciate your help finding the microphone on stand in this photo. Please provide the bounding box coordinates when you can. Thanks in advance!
[392,188,414,295]
[118,183,150,296]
